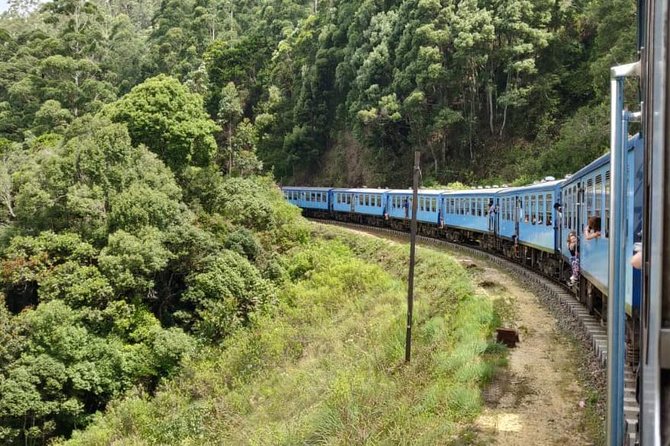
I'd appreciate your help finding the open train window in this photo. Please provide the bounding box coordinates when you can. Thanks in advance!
[546,193,553,225]
[604,171,610,237]
[586,178,593,215]
[537,194,544,224]
[528,195,537,224]
[595,174,603,218]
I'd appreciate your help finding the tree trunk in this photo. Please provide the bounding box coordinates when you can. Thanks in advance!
[488,84,494,134]
[499,71,511,137]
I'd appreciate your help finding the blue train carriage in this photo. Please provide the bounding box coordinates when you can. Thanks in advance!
[331,188,388,224]
[495,179,563,273]
[387,189,444,222]
[282,186,332,213]
[560,154,610,314]
[385,189,446,235]
[560,139,642,318]
[442,188,501,244]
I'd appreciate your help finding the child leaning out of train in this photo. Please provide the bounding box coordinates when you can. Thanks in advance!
[567,231,580,286]
[584,215,602,240]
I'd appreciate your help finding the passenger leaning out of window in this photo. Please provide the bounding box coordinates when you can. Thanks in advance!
[567,231,580,286]
[584,215,602,240]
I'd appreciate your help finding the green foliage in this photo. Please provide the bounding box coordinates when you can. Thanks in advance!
[61,228,501,445]
[104,75,219,172]
[184,250,274,341]
[0,299,195,444]
[98,227,173,295]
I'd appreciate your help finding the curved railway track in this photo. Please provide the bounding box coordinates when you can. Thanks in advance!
[311,218,640,445]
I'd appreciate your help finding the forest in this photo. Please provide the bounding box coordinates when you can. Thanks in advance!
[0,0,634,443]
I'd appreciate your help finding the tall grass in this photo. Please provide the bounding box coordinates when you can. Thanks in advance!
[64,226,503,445]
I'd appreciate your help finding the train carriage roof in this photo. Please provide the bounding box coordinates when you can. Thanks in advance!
[442,188,502,196]
[387,189,446,195]
[495,179,564,195]
[331,188,389,194]
[281,186,333,192]
[561,153,610,188]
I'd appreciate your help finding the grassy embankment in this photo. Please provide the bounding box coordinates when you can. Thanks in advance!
[64,225,506,445]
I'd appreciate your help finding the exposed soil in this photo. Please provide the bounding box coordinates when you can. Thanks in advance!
[468,261,594,445]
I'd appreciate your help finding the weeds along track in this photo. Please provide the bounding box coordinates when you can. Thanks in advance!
[310,218,639,443]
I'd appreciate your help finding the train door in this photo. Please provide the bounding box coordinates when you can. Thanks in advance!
[351,194,356,213]
[494,197,500,236]
[577,182,585,236]
[328,191,334,212]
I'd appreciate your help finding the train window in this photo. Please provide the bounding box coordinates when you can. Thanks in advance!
[586,178,593,215]
[431,198,436,212]
[532,195,537,224]
[470,198,475,216]
[595,174,602,217]
[546,194,552,225]
[377,195,381,207]
[450,199,455,213]
[526,196,531,222]
[358,195,363,205]
[562,190,567,228]
[605,171,611,237]
[477,198,483,217]
[537,194,544,224]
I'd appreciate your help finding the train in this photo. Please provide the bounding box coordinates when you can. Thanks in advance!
[282,1,669,444]
[282,143,642,343]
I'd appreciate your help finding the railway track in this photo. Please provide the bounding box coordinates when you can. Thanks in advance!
[312,218,640,445]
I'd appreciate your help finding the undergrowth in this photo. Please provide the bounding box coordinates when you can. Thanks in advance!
[64,225,503,445]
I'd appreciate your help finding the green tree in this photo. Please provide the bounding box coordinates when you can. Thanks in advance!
[105,75,219,172]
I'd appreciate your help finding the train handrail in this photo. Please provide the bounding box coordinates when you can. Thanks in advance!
[609,60,641,446]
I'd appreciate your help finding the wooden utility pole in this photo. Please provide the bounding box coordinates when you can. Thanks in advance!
[405,151,420,363]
